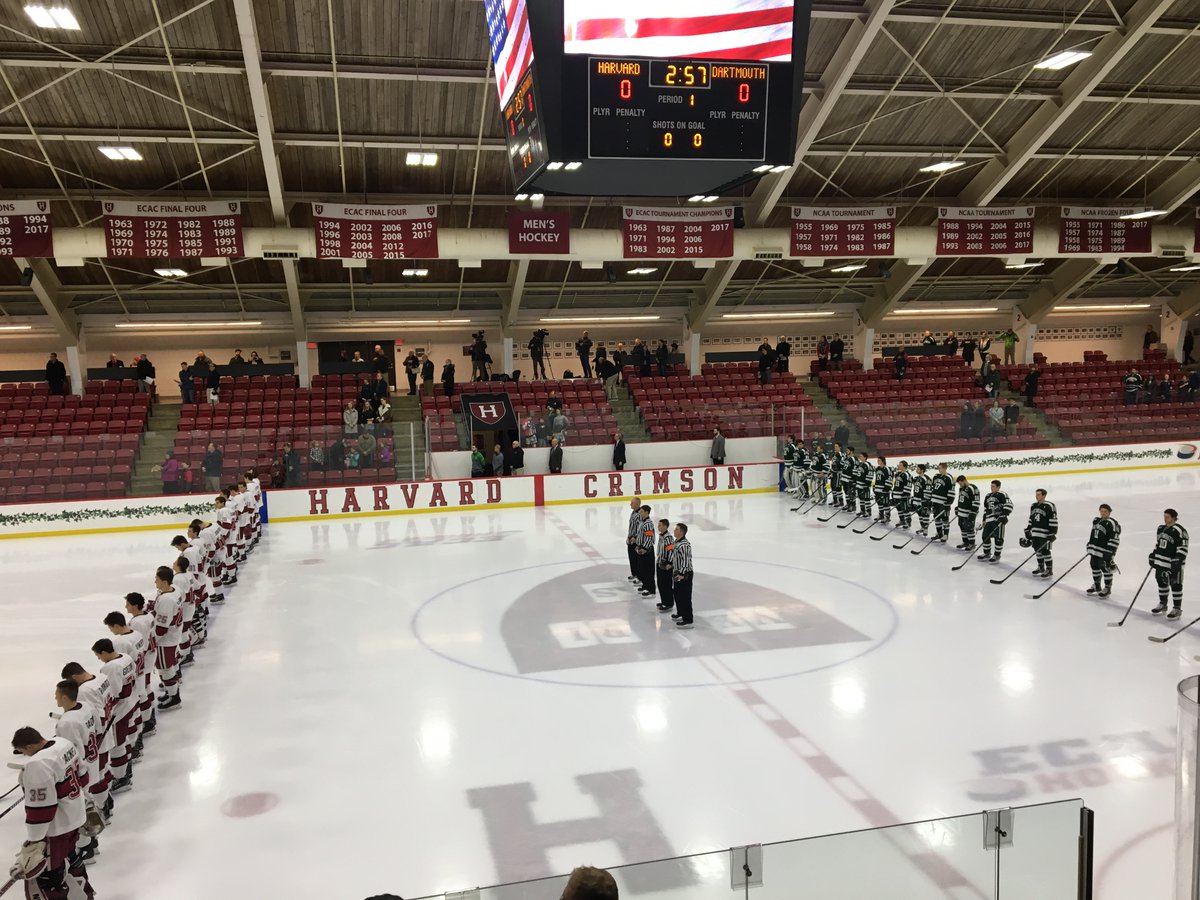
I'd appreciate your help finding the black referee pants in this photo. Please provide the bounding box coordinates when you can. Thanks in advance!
[674,573,694,625]
[636,550,656,594]
[656,566,675,609]
[627,543,638,578]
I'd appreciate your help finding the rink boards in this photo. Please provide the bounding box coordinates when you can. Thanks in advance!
[0,438,1195,538]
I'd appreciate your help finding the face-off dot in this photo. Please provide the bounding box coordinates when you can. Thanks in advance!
[220,792,279,818]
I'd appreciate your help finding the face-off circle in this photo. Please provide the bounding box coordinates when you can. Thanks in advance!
[411,558,898,689]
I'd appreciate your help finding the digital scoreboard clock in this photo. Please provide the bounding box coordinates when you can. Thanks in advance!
[488,0,812,197]
[588,58,771,161]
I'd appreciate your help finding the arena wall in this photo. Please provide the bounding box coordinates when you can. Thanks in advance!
[0,440,1194,539]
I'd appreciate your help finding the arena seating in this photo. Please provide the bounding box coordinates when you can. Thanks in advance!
[175,374,399,487]
[628,363,830,440]
[820,355,1048,453]
[999,356,1194,445]
[421,379,620,448]
[0,380,149,500]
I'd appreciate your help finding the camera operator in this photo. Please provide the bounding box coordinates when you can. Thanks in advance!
[528,329,548,380]
[575,331,594,378]
[469,331,489,382]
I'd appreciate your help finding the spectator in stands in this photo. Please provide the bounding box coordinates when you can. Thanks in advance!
[501,440,521,476]
[343,401,359,436]
[612,342,627,380]
[1185,329,1196,364]
[612,431,626,471]
[360,398,377,429]
[829,333,844,370]
[420,354,435,396]
[470,445,486,477]
[710,426,726,465]
[1144,325,1159,352]
[775,336,791,373]
[960,333,977,366]
[371,346,390,381]
[1023,363,1040,407]
[379,441,394,467]
[490,443,504,477]
[201,442,223,491]
[594,342,607,376]
[281,442,301,487]
[1005,398,1021,435]
[308,440,325,472]
[358,376,375,411]
[634,339,652,377]
[375,397,392,423]
[228,349,246,365]
[249,351,264,365]
[547,392,563,415]
[358,431,377,467]
[327,437,346,470]
[1184,370,1200,401]
[985,366,1001,399]
[402,350,419,395]
[833,419,850,448]
[177,362,194,404]
[1142,374,1157,404]
[977,334,992,372]
[552,409,570,444]
[136,353,155,395]
[351,351,367,365]
[195,350,210,367]
[155,450,181,494]
[107,353,125,368]
[575,331,594,378]
[969,400,986,438]
[549,436,563,473]
[1122,367,1142,405]
[758,344,775,384]
[959,402,972,438]
[205,360,219,403]
[598,356,619,399]
[988,400,1005,435]
[1160,378,1173,403]
[344,443,360,469]
[816,335,829,370]
[894,349,908,381]
[561,866,618,900]
[441,359,456,397]
[943,331,959,353]
[371,371,390,403]
[655,340,670,376]
[535,416,550,447]
[921,330,936,346]
[1000,328,1019,365]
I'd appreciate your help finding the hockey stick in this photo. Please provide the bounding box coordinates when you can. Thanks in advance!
[1108,568,1153,627]
[801,495,827,516]
[853,518,880,535]
[818,506,848,523]
[989,551,1036,585]
[1024,555,1087,600]
[0,875,16,897]
[893,533,918,550]
[837,512,862,529]
[951,547,978,571]
[1148,613,1200,643]
[870,524,898,541]
[911,536,939,555]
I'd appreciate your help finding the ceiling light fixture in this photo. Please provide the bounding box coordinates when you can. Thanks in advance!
[25,5,80,29]
[891,307,999,315]
[918,160,965,174]
[363,319,472,326]
[627,267,659,275]
[153,267,187,278]
[539,315,662,323]
[1169,264,1200,272]
[753,165,772,173]
[401,268,430,277]
[0,324,34,331]
[769,165,790,174]
[405,151,438,166]
[529,193,545,202]
[1033,49,1093,70]
[1119,209,1168,220]
[564,162,583,171]
[830,264,867,274]
[1053,303,1154,312]
[513,193,529,201]
[721,311,837,319]
[99,146,141,161]
[114,321,263,329]
[546,162,564,171]
[1004,262,1042,269]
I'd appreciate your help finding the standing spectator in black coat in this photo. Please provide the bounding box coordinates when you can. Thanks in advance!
[757,345,775,384]
[136,354,156,395]
[106,353,125,368]
[201,442,223,491]
[371,346,390,380]
[598,357,619,399]
[1185,329,1196,364]
[1023,364,1041,407]
[205,360,219,402]
[441,359,456,397]
[612,342,626,379]
[228,349,246,365]
[402,350,419,395]
[632,339,652,377]
[960,333,977,365]
[1004,398,1021,435]
[959,402,973,438]
[177,362,194,404]
[548,437,563,473]
[1144,325,1159,351]
[371,372,390,403]
[45,351,68,394]
[575,331,594,378]
[710,427,726,465]
[654,340,670,376]
[943,331,959,353]
[833,420,850,448]
[612,431,627,470]
[281,442,301,488]
[894,349,908,381]
[969,400,987,438]
[829,334,845,370]
[775,336,791,373]
[420,354,435,397]
[593,342,607,375]
[505,440,525,476]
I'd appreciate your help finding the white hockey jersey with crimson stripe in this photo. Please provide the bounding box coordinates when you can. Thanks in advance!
[151,586,184,647]
[98,653,138,722]
[54,702,101,790]
[20,738,86,841]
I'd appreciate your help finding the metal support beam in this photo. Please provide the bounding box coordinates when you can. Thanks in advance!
[859,261,932,327]
[1168,284,1200,321]
[959,0,1175,206]
[1148,161,1200,211]
[1017,259,1105,323]
[687,262,740,331]
[232,0,304,339]
[502,260,530,329]
[15,257,76,341]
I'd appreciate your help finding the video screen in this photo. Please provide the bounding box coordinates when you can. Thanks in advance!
[485,0,535,107]
[563,0,795,61]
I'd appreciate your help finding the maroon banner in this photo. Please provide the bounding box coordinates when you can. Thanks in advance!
[1059,207,1153,255]
[621,206,735,258]
[312,203,439,259]
[102,201,243,258]
[508,209,570,254]
[936,206,1034,256]
[0,200,53,258]
[790,206,894,257]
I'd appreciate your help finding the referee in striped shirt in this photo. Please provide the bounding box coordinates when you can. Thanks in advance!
[670,523,694,629]
[625,496,642,585]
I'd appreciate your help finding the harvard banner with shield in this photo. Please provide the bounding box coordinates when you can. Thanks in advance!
[461,393,519,431]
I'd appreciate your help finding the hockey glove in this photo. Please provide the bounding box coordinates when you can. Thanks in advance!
[12,840,48,880]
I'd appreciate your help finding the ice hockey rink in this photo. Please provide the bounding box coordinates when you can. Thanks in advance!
[0,466,1195,900]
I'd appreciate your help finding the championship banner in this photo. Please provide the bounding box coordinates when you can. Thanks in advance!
[461,393,519,430]
[103,201,243,258]
[0,200,53,258]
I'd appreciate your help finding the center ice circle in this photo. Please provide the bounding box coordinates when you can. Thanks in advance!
[411,557,898,688]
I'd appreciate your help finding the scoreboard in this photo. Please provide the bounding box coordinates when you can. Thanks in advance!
[493,0,812,196]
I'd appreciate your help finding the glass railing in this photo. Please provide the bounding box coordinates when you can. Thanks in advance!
[406,799,1091,900]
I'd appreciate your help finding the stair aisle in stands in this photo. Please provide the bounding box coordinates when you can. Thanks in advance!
[130,401,182,495]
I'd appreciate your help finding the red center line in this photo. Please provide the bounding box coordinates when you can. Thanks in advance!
[547,511,989,900]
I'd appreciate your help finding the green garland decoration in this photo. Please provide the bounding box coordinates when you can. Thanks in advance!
[0,501,214,528]
[928,448,1175,471]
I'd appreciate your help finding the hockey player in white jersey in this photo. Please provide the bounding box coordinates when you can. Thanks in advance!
[172,534,210,645]
[170,556,198,667]
[89,640,137,796]
[52,679,105,861]
[59,662,114,822]
[150,565,184,711]
[122,594,157,739]
[104,611,150,756]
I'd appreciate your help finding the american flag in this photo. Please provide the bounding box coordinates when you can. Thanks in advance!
[564,0,794,62]
[484,0,533,108]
